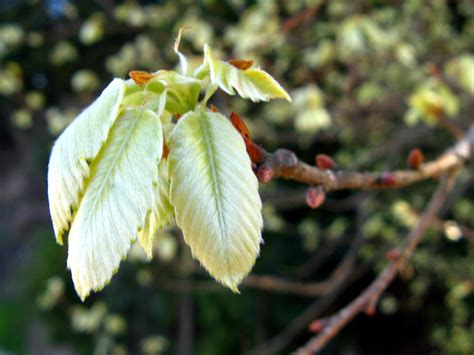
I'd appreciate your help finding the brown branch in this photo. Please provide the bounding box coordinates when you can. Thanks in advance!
[293,174,457,354]
[260,125,474,191]
[282,1,325,33]
[247,266,369,355]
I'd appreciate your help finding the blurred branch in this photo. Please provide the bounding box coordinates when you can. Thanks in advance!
[282,1,325,33]
[293,173,457,354]
[259,125,474,191]
[248,215,366,355]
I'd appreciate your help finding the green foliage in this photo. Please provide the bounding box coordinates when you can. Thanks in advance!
[48,43,289,299]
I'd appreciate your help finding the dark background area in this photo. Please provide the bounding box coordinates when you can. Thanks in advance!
[1,0,473,354]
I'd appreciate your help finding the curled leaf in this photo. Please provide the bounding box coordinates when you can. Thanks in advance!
[203,43,291,102]
[48,78,125,244]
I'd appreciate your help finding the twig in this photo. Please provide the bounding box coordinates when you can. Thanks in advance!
[243,275,336,297]
[282,1,325,33]
[247,266,369,355]
[248,218,366,355]
[293,174,457,354]
[261,125,474,191]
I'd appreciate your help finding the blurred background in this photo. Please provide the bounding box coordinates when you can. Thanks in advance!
[1,0,474,354]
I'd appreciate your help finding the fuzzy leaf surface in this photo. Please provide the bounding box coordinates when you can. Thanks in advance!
[203,44,291,102]
[168,110,263,290]
[67,107,163,300]
[48,79,125,244]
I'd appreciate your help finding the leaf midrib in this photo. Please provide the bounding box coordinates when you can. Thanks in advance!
[80,109,145,223]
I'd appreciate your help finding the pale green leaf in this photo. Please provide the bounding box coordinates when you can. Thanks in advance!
[145,71,201,114]
[137,121,175,258]
[203,43,291,102]
[168,109,263,291]
[48,78,125,244]
[137,159,174,259]
[67,107,163,300]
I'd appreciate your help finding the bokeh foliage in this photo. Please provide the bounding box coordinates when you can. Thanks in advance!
[1,0,473,354]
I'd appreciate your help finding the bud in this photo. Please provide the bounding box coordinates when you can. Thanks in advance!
[306,186,325,209]
[385,249,400,261]
[256,165,273,183]
[407,148,424,169]
[376,172,396,187]
[315,154,336,170]
[365,304,376,317]
[309,319,325,333]
[210,104,219,113]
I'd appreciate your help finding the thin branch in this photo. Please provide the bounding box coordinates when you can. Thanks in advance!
[247,266,369,355]
[293,174,457,354]
[248,217,366,355]
[260,125,474,191]
[282,1,325,33]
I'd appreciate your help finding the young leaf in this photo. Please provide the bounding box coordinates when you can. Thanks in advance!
[202,43,291,102]
[168,110,263,291]
[137,161,173,258]
[48,78,125,244]
[146,71,201,114]
[67,107,163,300]
[137,154,174,259]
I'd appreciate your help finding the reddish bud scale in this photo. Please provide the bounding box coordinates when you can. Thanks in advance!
[365,304,376,317]
[373,172,396,187]
[256,165,273,183]
[129,70,155,85]
[315,154,336,170]
[230,112,251,139]
[228,59,254,70]
[407,148,424,169]
[162,141,170,160]
[244,137,264,164]
[210,104,219,113]
[306,186,326,209]
[385,249,400,261]
[309,320,325,333]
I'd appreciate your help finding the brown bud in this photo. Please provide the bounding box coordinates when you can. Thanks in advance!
[306,186,325,209]
[385,249,400,261]
[377,172,396,187]
[257,165,273,183]
[309,320,325,333]
[228,59,254,70]
[210,104,219,113]
[315,154,336,170]
[365,304,376,317]
[407,148,424,169]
